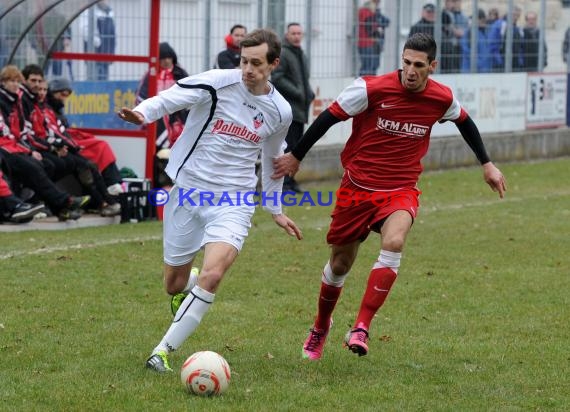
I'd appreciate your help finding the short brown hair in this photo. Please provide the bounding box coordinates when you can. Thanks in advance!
[404,33,437,62]
[240,28,281,63]
[0,65,24,83]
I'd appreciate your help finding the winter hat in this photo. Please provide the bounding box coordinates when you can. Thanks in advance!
[49,77,73,94]
[159,42,178,65]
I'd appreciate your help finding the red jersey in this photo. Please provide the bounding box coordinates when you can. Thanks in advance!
[329,70,467,191]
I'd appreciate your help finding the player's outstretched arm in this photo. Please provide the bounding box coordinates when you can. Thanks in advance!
[272,109,342,179]
[272,213,303,240]
[117,107,145,125]
[482,162,507,198]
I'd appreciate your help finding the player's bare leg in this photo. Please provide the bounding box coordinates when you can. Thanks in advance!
[147,243,238,372]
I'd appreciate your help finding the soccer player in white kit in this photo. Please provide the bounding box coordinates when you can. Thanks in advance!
[118,29,302,372]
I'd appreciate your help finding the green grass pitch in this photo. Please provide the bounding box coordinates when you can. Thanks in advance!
[1,158,569,411]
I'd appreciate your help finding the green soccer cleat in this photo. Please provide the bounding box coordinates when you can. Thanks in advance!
[145,350,172,373]
[170,292,187,316]
[170,267,200,315]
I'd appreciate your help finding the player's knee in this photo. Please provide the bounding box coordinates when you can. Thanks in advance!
[197,268,224,292]
[382,235,405,252]
[164,266,189,295]
[329,257,352,276]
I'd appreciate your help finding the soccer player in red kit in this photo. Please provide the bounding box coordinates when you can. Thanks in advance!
[273,33,506,360]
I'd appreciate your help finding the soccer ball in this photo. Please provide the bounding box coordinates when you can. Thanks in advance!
[180,351,231,396]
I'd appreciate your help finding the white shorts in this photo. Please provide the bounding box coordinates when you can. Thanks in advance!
[163,185,256,266]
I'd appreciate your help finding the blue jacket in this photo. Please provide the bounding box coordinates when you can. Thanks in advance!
[461,27,492,73]
[488,18,524,70]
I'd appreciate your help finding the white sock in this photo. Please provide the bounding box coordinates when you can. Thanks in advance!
[182,267,200,294]
[321,261,348,287]
[373,250,402,274]
[153,285,214,354]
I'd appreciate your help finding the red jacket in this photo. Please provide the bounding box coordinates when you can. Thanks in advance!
[0,87,32,154]
[358,6,379,48]
[29,100,80,152]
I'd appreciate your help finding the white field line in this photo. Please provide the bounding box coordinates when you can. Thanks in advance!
[0,235,162,260]
[1,190,568,261]
[420,189,570,213]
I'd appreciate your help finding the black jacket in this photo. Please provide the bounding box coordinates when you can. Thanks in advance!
[523,27,547,71]
[409,18,434,38]
[216,49,240,69]
[271,38,314,124]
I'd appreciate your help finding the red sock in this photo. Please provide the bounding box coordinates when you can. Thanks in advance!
[314,282,342,331]
[354,267,398,329]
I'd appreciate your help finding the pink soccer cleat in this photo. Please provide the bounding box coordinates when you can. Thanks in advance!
[302,327,329,360]
[302,319,333,360]
[344,323,369,356]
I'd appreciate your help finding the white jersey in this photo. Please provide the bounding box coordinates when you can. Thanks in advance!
[134,69,292,214]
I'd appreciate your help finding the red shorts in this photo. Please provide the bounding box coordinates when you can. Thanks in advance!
[326,174,421,245]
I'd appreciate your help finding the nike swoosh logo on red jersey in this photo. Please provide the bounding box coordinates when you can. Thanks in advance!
[380,102,397,108]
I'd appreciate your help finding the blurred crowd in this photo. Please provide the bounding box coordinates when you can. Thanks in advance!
[0,64,124,224]
[360,0,552,75]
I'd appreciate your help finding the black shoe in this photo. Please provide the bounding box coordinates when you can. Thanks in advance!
[68,195,91,211]
[282,184,295,193]
[58,209,82,221]
[290,182,304,194]
[9,202,45,223]
[283,176,304,194]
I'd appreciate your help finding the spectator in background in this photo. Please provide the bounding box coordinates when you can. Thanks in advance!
[30,78,121,217]
[81,0,116,80]
[271,23,315,193]
[409,3,436,38]
[522,11,547,72]
[19,66,81,188]
[440,0,467,73]
[46,77,124,196]
[19,68,120,217]
[487,8,500,25]
[215,24,247,69]
[562,27,570,64]
[358,0,389,76]
[0,65,89,221]
[489,6,525,72]
[375,2,390,59]
[449,0,469,31]
[136,42,189,186]
[0,168,44,223]
[19,65,45,120]
[461,9,492,73]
